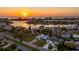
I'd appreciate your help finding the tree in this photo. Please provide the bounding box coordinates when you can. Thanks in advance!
[48,44,53,50]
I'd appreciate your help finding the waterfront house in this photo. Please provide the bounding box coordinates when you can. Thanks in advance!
[35,34,49,40]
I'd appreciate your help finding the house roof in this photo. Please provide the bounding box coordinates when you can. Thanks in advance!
[36,34,49,40]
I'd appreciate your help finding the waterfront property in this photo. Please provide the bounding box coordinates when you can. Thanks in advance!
[0,17,79,51]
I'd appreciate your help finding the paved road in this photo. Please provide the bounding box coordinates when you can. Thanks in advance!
[16,44,30,51]
[0,32,30,51]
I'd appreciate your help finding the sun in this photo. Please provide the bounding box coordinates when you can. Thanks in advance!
[21,12,28,17]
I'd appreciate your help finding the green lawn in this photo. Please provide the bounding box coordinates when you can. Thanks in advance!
[13,30,35,42]
[74,37,79,40]
[24,34,35,42]
[34,40,47,47]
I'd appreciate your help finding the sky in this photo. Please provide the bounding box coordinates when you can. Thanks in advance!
[0,7,79,17]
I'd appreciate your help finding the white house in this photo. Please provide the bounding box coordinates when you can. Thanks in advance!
[35,34,49,40]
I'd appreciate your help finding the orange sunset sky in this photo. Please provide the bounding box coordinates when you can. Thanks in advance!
[0,7,79,17]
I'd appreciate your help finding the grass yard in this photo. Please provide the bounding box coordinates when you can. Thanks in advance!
[74,37,79,40]
[34,40,47,47]
[24,34,36,42]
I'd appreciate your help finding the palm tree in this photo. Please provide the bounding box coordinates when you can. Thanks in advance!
[70,33,74,40]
